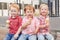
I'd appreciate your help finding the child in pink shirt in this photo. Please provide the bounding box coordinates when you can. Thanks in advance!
[14,5,40,40]
[37,3,54,40]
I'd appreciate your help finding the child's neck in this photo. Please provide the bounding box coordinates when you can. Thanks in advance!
[11,15,18,19]
[41,15,47,18]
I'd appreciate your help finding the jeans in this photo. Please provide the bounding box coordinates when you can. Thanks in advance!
[37,33,54,40]
[3,33,14,40]
[4,33,21,40]
[18,34,37,40]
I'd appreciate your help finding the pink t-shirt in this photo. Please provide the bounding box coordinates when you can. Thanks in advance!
[22,16,40,35]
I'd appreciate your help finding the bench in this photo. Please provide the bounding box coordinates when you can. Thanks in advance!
[50,30,60,40]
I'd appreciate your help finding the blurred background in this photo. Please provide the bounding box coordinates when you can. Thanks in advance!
[0,0,60,40]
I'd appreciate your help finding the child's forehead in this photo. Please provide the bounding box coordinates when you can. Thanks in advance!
[26,9,33,11]
[10,7,18,11]
[9,3,19,11]
[41,6,48,9]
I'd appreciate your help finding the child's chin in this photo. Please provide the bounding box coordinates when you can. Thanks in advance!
[12,16,16,18]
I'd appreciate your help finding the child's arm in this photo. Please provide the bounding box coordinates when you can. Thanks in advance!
[14,26,22,39]
[32,19,40,34]
[46,18,50,32]
[40,17,50,28]
[22,18,32,29]
[14,22,30,39]
[34,26,40,34]
[45,17,50,27]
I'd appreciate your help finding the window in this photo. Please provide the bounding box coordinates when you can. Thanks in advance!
[0,2,2,9]
[3,3,7,9]
[35,5,37,9]
[0,2,7,10]
[18,3,22,9]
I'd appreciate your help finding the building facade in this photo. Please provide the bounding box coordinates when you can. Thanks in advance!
[0,0,59,17]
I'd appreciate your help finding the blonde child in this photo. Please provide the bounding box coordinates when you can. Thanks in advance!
[4,3,22,40]
[37,3,54,40]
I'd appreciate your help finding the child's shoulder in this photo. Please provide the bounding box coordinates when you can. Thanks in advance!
[18,16,22,19]
[33,16,38,19]
[33,16,40,21]
[22,16,27,20]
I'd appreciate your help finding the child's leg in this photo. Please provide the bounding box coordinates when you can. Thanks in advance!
[29,35,36,40]
[18,34,29,40]
[45,33,54,40]
[37,34,44,40]
[4,33,14,40]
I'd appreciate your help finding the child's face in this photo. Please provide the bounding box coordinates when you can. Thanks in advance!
[25,9,34,18]
[10,7,19,18]
[40,5,48,16]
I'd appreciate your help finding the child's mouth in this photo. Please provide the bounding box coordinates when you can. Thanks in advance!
[27,14,33,18]
[42,12,46,13]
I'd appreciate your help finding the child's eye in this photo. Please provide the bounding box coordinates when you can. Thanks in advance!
[30,11,32,13]
[27,11,29,13]
[11,10,17,12]
[14,10,16,12]
[45,9,46,10]
[42,9,43,10]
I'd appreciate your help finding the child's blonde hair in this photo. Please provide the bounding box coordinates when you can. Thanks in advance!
[9,3,20,11]
[39,3,48,9]
[24,5,35,13]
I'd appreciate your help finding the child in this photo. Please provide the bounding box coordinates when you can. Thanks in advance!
[37,4,54,40]
[4,3,22,40]
[14,5,40,40]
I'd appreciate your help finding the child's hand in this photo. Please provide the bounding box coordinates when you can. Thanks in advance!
[6,20,10,24]
[22,18,32,29]
[45,18,49,27]
[14,33,19,39]
[27,18,32,25]
[6,20,10,28]
[45,18,49,24]
[40,25,46,28]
